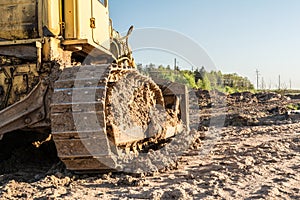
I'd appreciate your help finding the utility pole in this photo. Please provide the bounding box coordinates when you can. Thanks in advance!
[278,75,281,90]
[290,79,292,90]
[256,69,260,90]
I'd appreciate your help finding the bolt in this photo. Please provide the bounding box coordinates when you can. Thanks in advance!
[24,117,32,124]
[37,112,44,119]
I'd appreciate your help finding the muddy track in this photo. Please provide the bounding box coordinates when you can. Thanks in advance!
[51,63,183,173]
[51,64,117,171]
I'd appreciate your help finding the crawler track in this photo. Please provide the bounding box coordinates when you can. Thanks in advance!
[51,64,183,172]
[51,64,116,171]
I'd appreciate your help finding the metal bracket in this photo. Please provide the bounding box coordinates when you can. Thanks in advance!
[0,81,48,135]
[60,21,66,30]
[90,18,96,29]
[0,38,44,46]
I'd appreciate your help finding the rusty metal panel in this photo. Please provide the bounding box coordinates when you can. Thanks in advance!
[0,0,39,40]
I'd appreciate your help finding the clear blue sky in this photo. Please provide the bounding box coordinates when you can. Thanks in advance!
[109,0,300,89]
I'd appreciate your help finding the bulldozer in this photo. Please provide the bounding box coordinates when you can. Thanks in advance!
[0,0,188,172]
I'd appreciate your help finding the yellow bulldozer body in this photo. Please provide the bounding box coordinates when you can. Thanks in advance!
[0,0,111,56]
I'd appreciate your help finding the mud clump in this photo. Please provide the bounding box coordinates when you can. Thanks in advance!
[225,113,259,126]
[117,128,197,174]
[160,187,192,200]
[106,71,167,140]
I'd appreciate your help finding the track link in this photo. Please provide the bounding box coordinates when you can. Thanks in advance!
[51,64,117,171]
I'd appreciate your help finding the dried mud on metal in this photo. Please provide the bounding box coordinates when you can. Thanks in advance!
[1,91,300,199]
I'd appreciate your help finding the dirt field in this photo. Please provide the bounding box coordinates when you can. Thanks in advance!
[1,91,300,199]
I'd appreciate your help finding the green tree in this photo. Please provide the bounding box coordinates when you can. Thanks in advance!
[201,73,211,90]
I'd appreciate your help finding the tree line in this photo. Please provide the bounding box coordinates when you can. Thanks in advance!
[137,64,255,93]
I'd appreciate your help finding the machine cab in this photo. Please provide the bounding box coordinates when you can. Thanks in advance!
[63,0,111,53]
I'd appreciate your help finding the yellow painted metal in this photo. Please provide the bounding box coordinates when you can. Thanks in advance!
[90,0,110,50]
[0,0,61,39]
[63,0,110,50]
[43,0,61,36]
[0,0,39,40]
[64,0,77,39]
[38,0,43,37]
[0,63,39,106]
[0,0,111,51]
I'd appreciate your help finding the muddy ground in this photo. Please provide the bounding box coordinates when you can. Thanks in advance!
[1,91,300,199]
